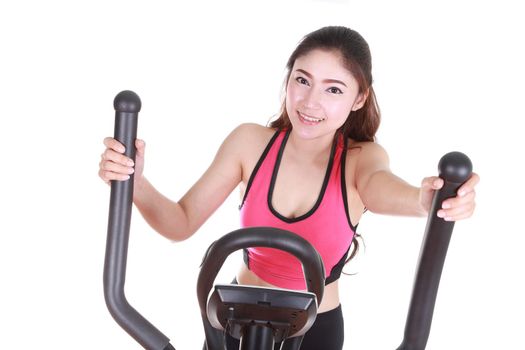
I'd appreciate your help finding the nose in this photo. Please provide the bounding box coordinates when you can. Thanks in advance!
[303,88,322,109]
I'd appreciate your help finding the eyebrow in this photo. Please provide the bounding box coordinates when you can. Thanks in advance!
[295,69,348,87]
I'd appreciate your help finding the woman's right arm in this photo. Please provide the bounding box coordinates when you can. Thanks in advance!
[99,125,251,241]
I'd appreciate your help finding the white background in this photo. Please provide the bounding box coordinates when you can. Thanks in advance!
[1,0,523,349]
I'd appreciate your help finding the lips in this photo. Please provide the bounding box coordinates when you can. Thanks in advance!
[298,111,325,125]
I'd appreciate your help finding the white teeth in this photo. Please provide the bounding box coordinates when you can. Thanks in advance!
[300,112,324,122]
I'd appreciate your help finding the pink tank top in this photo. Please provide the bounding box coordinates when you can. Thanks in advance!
[240,129,356,290]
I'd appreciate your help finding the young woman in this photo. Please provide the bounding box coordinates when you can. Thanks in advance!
[99,26,479,349]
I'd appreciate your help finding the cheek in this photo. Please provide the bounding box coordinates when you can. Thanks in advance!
[286,83,301,103]
[285,84,301,113]
[326,99,353,120]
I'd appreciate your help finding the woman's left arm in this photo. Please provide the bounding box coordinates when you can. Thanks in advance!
[354,142,479,220]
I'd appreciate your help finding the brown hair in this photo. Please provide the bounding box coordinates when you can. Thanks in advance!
[270,26,380,263]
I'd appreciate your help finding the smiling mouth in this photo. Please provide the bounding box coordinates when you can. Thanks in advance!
[298,111,325,124]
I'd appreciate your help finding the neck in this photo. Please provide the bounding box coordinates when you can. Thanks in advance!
[287,130,336,162]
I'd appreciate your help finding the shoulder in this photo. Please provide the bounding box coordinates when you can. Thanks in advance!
[229,123,275,139]
[219,123,276,160]
[346,139,390,180]
[226,123,276,147]
[348,139,389,161]
[222,123,278,183]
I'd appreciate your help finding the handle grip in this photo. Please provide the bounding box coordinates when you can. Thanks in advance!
[103,91,174,350]
[396,151,473,350]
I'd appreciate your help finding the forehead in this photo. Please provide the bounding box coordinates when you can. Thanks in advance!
[292,49,355,83]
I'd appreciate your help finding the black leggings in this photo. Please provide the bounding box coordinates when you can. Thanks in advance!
[224,304,344,350]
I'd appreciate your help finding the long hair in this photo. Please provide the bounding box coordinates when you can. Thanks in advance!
[270,26,380,262]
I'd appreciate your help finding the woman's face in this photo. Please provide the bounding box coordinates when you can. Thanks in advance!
[285,49,366,140]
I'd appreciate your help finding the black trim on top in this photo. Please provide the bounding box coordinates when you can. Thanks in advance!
[340,136,358,232]
[243,248,250,269]
[325,245,351,284]
[324,136,358,284]
[268,129,338,223]
[239,128,282,210]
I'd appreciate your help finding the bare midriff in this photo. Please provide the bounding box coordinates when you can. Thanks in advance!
[236,263,340,313]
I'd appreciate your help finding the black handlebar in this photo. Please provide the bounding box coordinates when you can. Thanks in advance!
[103,90,175,350]
[396,152,473,350]
[197,227,325,313]
[197,227,325,349]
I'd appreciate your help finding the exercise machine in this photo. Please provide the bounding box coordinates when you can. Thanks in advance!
[103,90,473,349]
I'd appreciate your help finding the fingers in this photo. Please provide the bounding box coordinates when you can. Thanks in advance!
[102,147,135,165]
[456,172,480,197]
[438,190,476,221]
[425,172,479,222]
[438,172,479,221]
[99,137,138,183]
[102,137,145,156]
[103,137,125,153]
[99,158,134,183]
[135,139,146,157]
[99,154,135,179]
[421,176,444,191]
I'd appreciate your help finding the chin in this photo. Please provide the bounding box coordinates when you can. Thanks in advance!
[290,124,330,141]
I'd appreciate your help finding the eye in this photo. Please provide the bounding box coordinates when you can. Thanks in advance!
[327,87,343,94]
[295,76,310,86]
